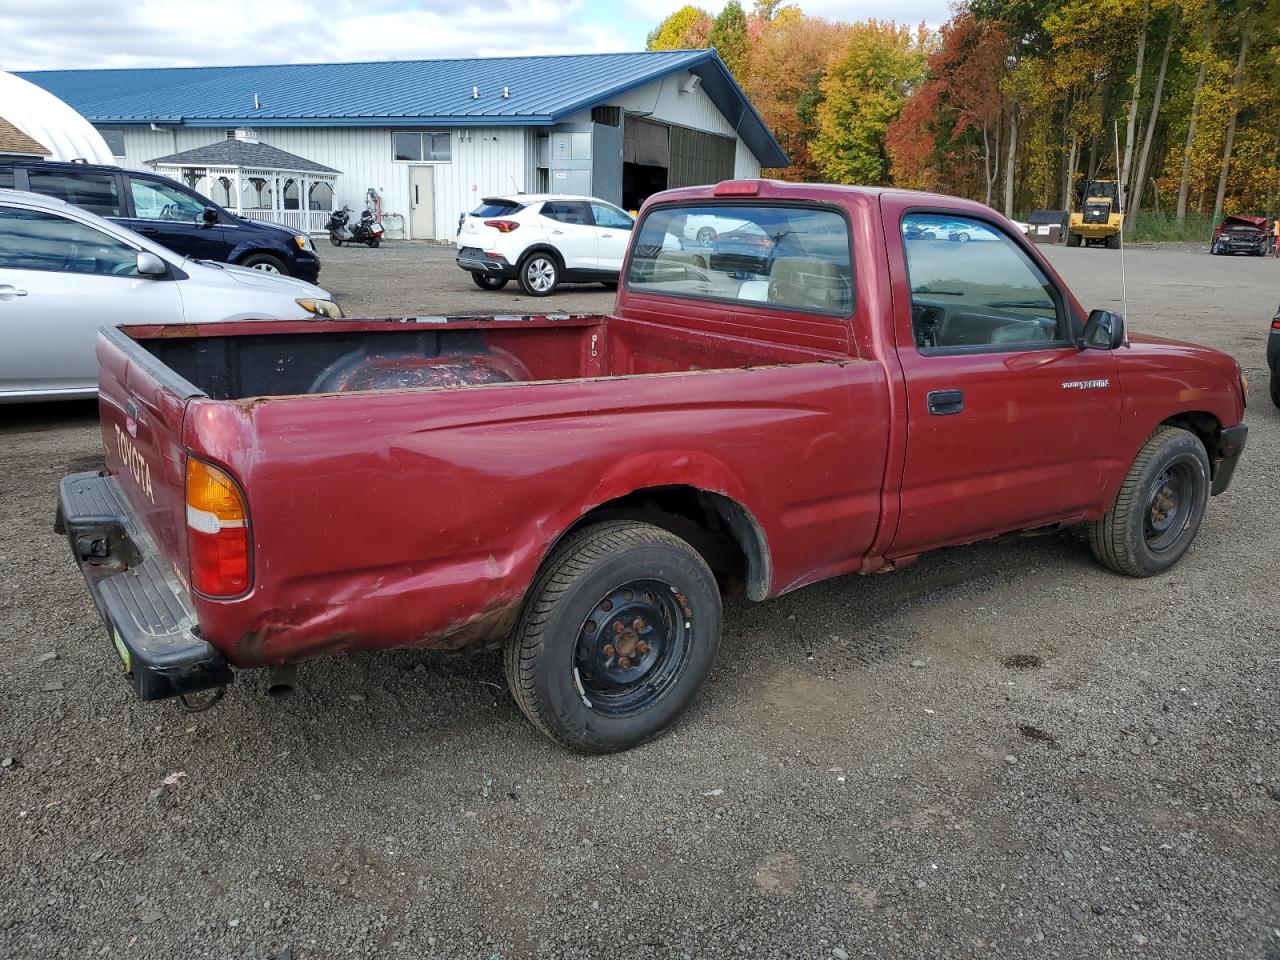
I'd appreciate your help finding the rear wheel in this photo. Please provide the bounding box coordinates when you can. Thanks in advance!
[1066,231,1082,248]
[1088,426,1210,577]
[518,252,560,297]
[240,253,288,274]
[472,272,509,291]
[503,521,722,753]
[369,238,381,249]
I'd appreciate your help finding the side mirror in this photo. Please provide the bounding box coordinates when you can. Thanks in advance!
[1081,308,1125,350]
[202,208,219,225]
[136,252,167,277]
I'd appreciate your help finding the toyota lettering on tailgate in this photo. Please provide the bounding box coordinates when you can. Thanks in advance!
[114,423,155,503]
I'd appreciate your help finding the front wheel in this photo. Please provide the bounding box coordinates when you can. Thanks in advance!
[472,272,509,291]
[1066,231,1082,248]
[1088,426,1210,577]
[329,234,343,247]
[240,253,288,274]
[1269,369,1279,408]
[503,522,722,753]
[518,252,560,297]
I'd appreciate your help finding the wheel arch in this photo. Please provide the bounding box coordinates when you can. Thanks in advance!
[1159,410,1222,468]
[518,243,565,269]
[552,485,771,602]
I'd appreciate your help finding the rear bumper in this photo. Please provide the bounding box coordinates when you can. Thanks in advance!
[1211,423,1248,496]
[456,248,515,278]
[55,471,232,701]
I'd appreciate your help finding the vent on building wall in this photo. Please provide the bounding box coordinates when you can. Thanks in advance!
[226,127,259,143]
[591,106,621,127]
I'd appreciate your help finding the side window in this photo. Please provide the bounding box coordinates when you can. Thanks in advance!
[0,206,140,276]
[0,169,13,190]
[129,178,209,223]
[901,213,1068,352]
[541,201,592,226]
[590,203,633,230]
[26,171,121,217]
[626,203,853,314]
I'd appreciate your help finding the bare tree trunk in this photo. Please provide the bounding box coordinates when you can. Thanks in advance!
[1176,21,1212,222]
[982,123,993,206]
[1120,0,1149,207]
[1213,9,1255,223]
[1127,5,1179,235]
[1004,108,1019,217]
[1064,134,1079,211]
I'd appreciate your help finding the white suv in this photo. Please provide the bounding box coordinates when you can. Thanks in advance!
[455,195,634,297]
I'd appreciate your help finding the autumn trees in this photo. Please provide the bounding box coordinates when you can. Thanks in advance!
[644,0,1279,220]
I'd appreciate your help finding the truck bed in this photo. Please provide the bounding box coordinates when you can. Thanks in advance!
[126,313,836,401]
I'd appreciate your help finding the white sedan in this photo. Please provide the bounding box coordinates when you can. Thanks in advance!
[0,188,340,403]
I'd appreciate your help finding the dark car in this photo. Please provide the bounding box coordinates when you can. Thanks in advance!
[1211,215,1273,257]
[1268,303,1280,408]
[0,160,320,281]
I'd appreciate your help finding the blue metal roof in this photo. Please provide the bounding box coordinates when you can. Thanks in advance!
[18,51,788,167]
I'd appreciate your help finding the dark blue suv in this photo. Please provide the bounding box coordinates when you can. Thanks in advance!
[0,161,320,282]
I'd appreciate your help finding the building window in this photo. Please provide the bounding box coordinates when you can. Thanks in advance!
[98,127,126,158]
[393,131,451,162]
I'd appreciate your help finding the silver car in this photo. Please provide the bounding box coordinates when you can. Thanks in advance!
[0,188,341,403]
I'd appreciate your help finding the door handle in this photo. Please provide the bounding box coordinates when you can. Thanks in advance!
[927,389,964,416]
[601,233,613,238]
[138,227,159,234]
[551,229,565,235]
[0,284,28,300]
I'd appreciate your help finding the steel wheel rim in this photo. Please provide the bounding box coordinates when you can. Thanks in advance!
[1144,459,1197,553]
[573,579,692,717]
[527,259,555,292]
[251,262,281,273]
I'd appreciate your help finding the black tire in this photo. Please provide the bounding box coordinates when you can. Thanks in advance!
[369,238,381,249]
[1104,233,1120,250]
[1066,231,1082,248]
[472,272,509,291]
[1088,426,1211,577]
[517,251,560,297]
[240,253,289,275]
[504,521,722,753]
[329,235,342,247]
[1270,369,1280,408]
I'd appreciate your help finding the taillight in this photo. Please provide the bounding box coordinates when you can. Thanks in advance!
[1271,318,1280,329]
[484,219,520,233]
[186,458,250,597]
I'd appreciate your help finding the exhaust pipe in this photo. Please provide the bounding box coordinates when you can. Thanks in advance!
[266,664,297,699]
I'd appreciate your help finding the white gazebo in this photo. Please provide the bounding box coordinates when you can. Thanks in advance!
[150,132,339,235]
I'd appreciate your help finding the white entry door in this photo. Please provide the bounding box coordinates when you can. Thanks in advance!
[409,166,435,239]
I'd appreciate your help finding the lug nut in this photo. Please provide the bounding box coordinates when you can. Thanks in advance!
[619,656,631,669]
[633,618,646,631]
[603,644,615,657]
[637,641,649,654]
[613,622,625,634]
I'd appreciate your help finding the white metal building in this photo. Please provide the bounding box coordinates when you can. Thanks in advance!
[19,51,787,240]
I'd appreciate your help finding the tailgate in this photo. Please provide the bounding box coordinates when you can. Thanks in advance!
[95,326,204,590]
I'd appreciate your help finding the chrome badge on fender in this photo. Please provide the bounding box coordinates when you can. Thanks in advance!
[1062,379,1111,391]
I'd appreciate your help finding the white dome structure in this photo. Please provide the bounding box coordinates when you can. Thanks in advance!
[0,71,115,164]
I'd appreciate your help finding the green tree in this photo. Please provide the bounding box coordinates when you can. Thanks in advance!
[708,1,751,77]
[813,22,929,184]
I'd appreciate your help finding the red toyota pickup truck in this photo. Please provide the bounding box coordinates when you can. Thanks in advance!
[57,180,1248,753]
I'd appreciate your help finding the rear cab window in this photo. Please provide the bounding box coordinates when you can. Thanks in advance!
[540,201,593,226]
[626,203,853,314]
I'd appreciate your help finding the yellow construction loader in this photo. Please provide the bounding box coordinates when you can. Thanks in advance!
[1066,179,1123,249]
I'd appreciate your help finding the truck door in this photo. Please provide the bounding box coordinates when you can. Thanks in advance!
[887,210,1122,556]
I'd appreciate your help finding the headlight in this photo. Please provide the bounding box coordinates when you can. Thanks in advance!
[297,298,343,319]
[293,234,314,252]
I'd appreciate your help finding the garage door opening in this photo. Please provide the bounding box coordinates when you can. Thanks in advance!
[623,162,668,212]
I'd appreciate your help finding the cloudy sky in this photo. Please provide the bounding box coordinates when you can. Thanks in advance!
[2,0,951,72]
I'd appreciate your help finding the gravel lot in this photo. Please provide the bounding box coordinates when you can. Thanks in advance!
[2,241,1277,960]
